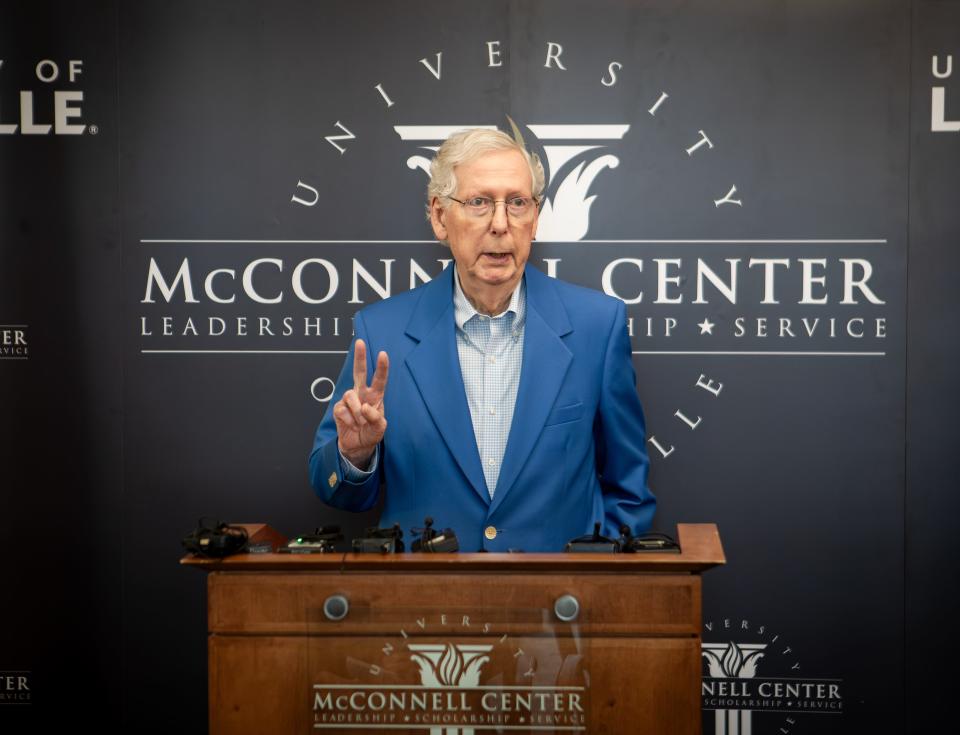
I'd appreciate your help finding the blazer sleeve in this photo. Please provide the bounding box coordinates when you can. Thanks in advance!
[308,311,382,512]
[594,299,657,536]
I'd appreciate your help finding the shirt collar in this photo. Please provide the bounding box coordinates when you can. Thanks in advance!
[453,266,526,333]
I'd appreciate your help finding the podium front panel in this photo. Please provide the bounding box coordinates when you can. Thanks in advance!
[206,567,703,735]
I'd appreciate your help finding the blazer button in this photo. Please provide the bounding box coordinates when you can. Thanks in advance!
[328,472,338,488]
[484,526,497,540]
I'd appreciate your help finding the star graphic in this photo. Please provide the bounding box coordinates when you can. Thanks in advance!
[698,318,716,335]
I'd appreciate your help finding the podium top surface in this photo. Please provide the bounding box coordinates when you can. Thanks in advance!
[181,523,725,574]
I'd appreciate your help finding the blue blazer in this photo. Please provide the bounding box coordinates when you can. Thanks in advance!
[309,264,655,552]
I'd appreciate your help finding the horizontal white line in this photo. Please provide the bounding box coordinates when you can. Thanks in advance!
[578,239,887,244]
[632,350,886,356]
[0,357,29,360]
[314,726,585,732]
[141,349,348,354]
[0,324,28,327]
[720,676,844,681]
[527,123,629,139]
[140,239,438,244]
[139,238,887,245]
[139,349,885,357]
[394,124,498,140]
[313,685,585,691]
[703,708,840,716]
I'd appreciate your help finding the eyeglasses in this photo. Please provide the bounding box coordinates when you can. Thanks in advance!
[446,195,539,220]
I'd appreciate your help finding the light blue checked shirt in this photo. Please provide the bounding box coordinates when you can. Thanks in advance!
[451,268,525,498]
[340,268,526,499]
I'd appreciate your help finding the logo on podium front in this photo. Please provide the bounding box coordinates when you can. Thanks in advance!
[311,613,587,733]
[702,617,844,734]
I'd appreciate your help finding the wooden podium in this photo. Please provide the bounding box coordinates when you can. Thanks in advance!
[183,524,724,735]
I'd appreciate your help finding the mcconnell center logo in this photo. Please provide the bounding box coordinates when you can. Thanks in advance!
[0,325,29,360]
[311,614,587,733]
[702,616,843,734]
[137,31,894,475]
[0,670,31,704]
[139,37,891,357]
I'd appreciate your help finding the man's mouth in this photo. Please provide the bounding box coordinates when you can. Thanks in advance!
[483,252,511,261]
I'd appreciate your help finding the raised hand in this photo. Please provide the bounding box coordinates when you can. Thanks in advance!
[334,339,389,470]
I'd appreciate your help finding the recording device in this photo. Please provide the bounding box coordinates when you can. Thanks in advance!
[618,525,681,553]
[280,526,343,554]
[410,517,459,552]
[563,522,621,553]
[182,518,249,558]
[352,523,405,553]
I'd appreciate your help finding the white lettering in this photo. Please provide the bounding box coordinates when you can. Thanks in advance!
[932,54,953,79]
[748,258,790,304]
[601,61,622,87]
[311,377,335,402]
[20,91,51,134]
[419,52,442,80]
[714,185,743,207]
[374,83,395,108]
[648,91,668,115]
[648,436,675,458]
[204,268,236,304]
[54,91,84,134]
[656,259,683,304]
[325,120,355,154]
[840,258,884,304]
[291,180,319,207]
[304,317,322,336]
[675,410,702,430]
[545,42,567,70]
[696,374,723,396]
[293,258,339,304]
[931,87,960,132]
[685,129,714,156]
[35,59,59,82]
[143,258,198,303]
[694,258,739,304]
[409,259,433,289]
[486,41,502,67]
[350,258,394,304]
[799,258,828,304]
[242,258,283,304]
[541,258,561,278]
[601,258,643,304]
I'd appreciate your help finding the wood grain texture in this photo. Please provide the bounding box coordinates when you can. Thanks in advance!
[189,524,721,734]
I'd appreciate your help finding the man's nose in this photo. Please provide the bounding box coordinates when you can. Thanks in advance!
[489,200,509,233]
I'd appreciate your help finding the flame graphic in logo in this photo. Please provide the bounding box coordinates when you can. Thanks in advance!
[407,643,492,688]
[702,641,767,679]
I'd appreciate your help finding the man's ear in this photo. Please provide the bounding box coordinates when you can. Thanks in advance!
[429,197,448,241]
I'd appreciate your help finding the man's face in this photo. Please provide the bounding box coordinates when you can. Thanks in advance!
[430,148,539,297]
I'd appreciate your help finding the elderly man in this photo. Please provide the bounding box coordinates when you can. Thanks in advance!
[309,128,654,551]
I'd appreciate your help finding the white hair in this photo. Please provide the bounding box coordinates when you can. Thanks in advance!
[426,128,545,219]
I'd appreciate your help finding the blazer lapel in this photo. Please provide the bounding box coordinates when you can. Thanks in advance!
[489,267,573,516]
[404,266,490,506]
